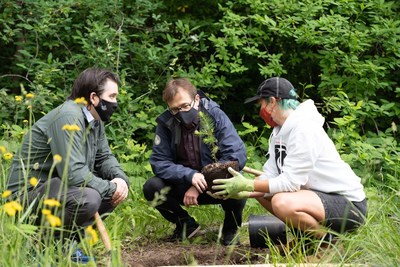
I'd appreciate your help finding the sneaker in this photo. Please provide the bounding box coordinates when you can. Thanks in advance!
[168,219,201,241]
[183,219,201,239]
[221,230,240,246]
[71,248,95,264]
[167,226,183,241]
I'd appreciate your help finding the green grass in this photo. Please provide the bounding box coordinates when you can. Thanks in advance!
[116,185,400,266]
[1,141,399,266]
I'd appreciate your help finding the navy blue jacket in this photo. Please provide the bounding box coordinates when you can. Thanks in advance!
[149,91,247,184]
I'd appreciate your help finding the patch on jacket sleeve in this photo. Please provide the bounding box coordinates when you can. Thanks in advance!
[154,134,161,146]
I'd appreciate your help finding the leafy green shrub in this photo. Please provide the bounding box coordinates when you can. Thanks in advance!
[323,91,399,188]
[1,0,399,202]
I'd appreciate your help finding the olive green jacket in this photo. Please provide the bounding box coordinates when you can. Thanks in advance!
[7,100,129,199]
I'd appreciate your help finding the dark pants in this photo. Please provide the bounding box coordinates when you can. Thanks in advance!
[20,177,114,241]
[143,176,246,234]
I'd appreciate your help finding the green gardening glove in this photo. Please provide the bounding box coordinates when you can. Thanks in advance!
[212,167,254,198]
[207,190,251,200]
[225,191,251,200]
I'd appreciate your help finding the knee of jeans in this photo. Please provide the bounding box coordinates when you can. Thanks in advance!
[82,188,102,212]
[143,177,164,201]
[64,188,101,227]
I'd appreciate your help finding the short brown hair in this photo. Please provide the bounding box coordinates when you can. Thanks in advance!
[68,68,119,103]
[163,78,197,103]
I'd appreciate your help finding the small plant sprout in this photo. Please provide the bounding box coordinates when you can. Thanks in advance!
[195,111,218,162]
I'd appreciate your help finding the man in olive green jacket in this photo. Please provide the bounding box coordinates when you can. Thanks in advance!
[7,68,129,263]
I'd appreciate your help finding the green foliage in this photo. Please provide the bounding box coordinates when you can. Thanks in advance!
[1,0,400,264]
[323,90,399,187]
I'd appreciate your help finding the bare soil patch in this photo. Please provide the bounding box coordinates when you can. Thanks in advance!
[121,241,270,267]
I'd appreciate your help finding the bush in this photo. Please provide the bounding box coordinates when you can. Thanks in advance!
[1,0,399,186]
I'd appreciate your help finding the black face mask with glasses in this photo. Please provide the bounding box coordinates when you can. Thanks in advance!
[174,107,199,129]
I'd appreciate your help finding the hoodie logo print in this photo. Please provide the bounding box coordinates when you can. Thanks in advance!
[275,145,287,174]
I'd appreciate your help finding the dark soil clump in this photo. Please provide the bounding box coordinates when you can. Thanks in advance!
[201,161,239,193]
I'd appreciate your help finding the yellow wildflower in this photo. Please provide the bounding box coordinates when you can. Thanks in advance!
[61,124,81,132]
[2,190,12,198]
[3,201,23,217]
[23,119,29,124]
[74,97,88,106]
[85,225,99,245]
[0,146,6,154]
[15,95,23,102]
[41,209,51,215]
[29,177,39,187]
[26,93,34,99]
[3,152,13,161]
[46,214,62,227]
[53,154,62,164]
[43,199,61,207]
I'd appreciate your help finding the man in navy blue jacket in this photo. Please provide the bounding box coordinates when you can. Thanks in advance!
[143,78,247,245]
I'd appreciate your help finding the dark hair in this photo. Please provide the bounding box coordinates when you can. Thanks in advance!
[163,78,197,103]
[67,68,119,103]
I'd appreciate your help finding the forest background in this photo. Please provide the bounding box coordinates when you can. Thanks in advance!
[0,0,399,266]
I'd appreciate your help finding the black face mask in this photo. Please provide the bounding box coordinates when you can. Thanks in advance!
[174,107,199,129]
[94,98,118,122]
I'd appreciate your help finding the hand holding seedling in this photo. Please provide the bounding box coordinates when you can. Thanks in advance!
[212,167,254,199]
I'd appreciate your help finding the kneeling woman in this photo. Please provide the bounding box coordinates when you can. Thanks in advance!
[212,77,367,242]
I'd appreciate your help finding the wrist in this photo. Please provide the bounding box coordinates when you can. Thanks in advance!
[245,180,254,192]
[109,181,117,195]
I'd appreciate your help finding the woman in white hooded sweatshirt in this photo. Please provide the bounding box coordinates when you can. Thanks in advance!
[212,77,367,242]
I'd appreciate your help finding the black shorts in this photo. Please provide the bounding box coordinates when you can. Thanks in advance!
[313,190,367,233]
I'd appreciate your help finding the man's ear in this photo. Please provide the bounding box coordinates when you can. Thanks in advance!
[194,94,201,108]
[89,92,98,106]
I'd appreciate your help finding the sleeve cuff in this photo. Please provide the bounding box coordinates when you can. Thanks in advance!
[107,181,117,198]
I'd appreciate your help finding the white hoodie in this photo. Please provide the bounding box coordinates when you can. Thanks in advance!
[260,100,365,202]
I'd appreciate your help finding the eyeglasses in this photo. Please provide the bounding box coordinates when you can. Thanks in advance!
[168,99,195,115]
